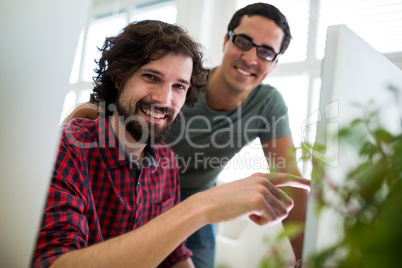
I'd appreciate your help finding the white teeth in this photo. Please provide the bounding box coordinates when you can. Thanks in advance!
[236,67,252,76]
[142,108,165,119]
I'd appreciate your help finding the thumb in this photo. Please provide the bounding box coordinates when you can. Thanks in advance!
[262,173,310,190]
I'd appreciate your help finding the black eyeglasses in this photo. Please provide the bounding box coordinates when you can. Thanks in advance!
[228,31,281,62]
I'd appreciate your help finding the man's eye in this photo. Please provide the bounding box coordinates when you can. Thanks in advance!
[174,84,186,90]
[238,39,249,47]
[236,37,251,48]
[260,49,274,58]
[144,74,156,80]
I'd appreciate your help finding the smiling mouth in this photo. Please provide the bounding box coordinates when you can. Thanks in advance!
[236,67,254,76]
[140,107,167,119]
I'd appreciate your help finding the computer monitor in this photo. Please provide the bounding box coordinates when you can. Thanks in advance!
[302,24,402,265]
[0,0,91,266]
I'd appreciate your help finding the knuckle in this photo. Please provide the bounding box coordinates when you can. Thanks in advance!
[255,176,269,186]
[250,192,266,205]
[256,184,268,194]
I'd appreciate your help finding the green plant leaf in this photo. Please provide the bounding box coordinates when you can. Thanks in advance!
[374,128,394,143]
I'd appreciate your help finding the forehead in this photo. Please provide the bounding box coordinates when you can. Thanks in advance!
[234,15,284,50]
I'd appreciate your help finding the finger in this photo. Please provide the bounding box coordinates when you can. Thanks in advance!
[262,173,310,190]
[248,188,292,225]
[263,182,294,213]
[250,214,288,226]
[264,188,290,216]
[248,206,288,226]
[249,213,282,226]
[247,174,295,212]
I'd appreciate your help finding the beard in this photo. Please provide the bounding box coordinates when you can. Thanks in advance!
[115,95,175,146]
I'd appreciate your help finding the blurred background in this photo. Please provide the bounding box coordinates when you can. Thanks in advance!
[63,0,402,180]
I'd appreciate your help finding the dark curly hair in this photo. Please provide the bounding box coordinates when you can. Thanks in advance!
[90,20,209,113]
[227,2,292,54]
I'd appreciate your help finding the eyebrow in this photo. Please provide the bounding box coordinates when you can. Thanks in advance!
[141,68,191,86]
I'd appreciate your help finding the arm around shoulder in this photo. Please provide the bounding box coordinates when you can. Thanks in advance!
[64,102,99,123]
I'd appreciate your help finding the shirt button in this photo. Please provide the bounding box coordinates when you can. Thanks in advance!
[135,219,139,225]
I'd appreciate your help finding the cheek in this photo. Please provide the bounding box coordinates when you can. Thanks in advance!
[120,90,136,106]
[120,86,149,104]
[178,93,187,107]
[230,48,242,61]
[174,92,187,111]
[223,45,240,61]
[259,63,275,78]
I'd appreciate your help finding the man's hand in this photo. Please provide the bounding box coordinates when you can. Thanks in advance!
[189,173,310,226]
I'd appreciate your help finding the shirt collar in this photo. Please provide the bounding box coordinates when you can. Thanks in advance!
[139,145,157,168]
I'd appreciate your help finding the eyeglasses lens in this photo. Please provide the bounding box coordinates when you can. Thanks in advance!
[233,35,276,61]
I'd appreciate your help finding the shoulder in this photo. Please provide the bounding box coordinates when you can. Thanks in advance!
[245,83,286,108]
[253,83,281,99]
[60,118,99,148]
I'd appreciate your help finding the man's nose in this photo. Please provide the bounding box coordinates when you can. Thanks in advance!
[150,86,172,106]
[241,47,259,66]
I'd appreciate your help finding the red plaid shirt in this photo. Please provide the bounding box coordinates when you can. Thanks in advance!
[32,118,191,267]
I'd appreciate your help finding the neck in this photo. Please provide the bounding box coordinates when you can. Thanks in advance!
[206,66,251,111]
[110,111,146,161]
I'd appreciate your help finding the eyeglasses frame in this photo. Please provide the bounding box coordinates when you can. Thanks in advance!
[228,30,282,62]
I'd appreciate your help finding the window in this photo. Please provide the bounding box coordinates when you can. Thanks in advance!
[316,0,402,58]
[130,1,177,23]
[62,0,177,121]
[83,14,128,82]
[223,0,402,178]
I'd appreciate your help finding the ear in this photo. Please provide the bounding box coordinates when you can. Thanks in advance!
[114,80,120,90]
[223,33,229,52]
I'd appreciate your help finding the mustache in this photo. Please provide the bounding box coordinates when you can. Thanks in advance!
[136,99,175,116]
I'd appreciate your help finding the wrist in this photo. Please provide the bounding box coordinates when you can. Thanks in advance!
[181,193,210,226]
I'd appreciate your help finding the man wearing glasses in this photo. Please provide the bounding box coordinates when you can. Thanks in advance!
[165,3,307,267]
[67,3,308,267]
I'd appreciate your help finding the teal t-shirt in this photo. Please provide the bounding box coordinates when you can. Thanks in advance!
[165,83,291,194]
